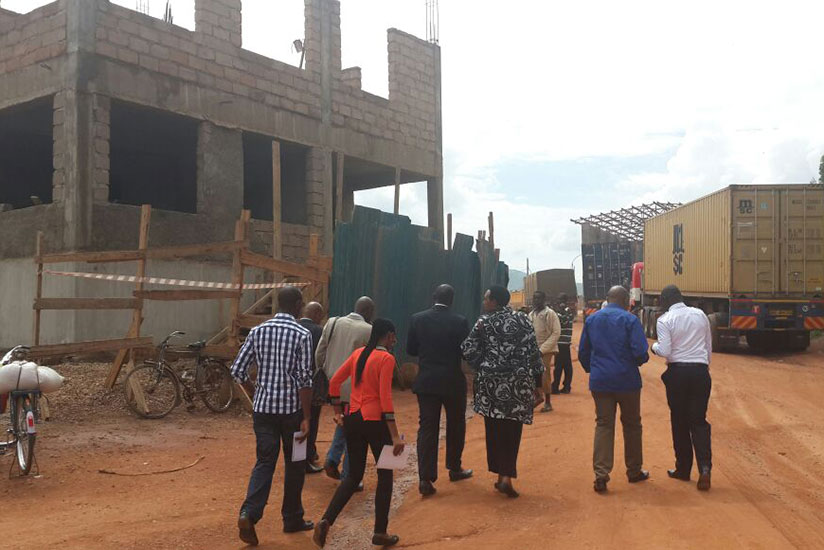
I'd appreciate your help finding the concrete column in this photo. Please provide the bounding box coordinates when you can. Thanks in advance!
[197,121,243,224]
[427,177,444,244]
[306,146,333,254]
[60,0,99,250]
[195,0,242,48]
[91,94,110,204]
[305,0,341,128]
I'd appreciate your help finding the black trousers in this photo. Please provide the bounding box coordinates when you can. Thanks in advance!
[240,411,306,528]
[322,411,394,534]
[416,392,466,482]
[483,416,523,478]
[662,364,712,474]
[307,404,322,462]
[552,345,573,391]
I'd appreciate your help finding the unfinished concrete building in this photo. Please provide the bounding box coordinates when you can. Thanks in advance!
[0,0,443,347]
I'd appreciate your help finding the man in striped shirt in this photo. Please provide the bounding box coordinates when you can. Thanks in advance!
[551,293,575,394]
[232,286,315,546]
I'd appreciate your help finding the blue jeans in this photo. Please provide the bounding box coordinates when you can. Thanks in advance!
[326,424,350,479]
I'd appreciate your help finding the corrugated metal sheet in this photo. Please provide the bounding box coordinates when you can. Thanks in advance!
[644,184,824,297]
[329,207,508,363]
[645,187,730,295]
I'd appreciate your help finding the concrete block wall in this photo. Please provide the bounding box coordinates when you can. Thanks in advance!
[341,67,362,89]
[388,29,439,150]
[195,0,242,49]
[91,94,111,204]
[0,2,66,77]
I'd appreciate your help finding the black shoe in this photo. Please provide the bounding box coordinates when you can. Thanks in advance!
[697,469,711,491]
[351,480,364,492]
[313,519,330,548]
[323,461,341,480]
[494,481,519,498]
[628,470,650,483]
[593,478,608,493]
[284,520,315,533]
[561,387,571,394]
[667,469,691,481]
[419,480,436,496]
[550,388,561,395]
[372,533,400,547]
[238,510,259,546]
[449,468,473,482]
[306,461,324,474]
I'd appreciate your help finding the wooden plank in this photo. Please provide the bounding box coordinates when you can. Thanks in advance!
[32,231,44,346]
[204,345,239,359]
[39,241,241,264]
[240,250,329,283]
[106,204,151,389]
[228,211,250,347]
[34,298,140,310]
[393,167,401,215]
[272,140,282,261]
[124,357,149,416]
[134,290,241,301]
[206,289,275,346]
[488,211,495,249]
[238,313,271,329]
[234,383,254,412]
[29,337,154,358]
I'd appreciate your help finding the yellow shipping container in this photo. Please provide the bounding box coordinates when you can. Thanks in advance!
[644,184,824,298]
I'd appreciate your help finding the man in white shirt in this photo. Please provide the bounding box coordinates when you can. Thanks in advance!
[651,285,713,491]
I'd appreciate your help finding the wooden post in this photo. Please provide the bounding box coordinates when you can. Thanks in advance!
[335,152,345,223]
[32,231,44,346]
[106,204,151,389]
[229,210,250,347]
[272,140,282,261]
[393,167,401,215]
[124,357,149,415]
[488,212,495,249]
[447,213,452,251]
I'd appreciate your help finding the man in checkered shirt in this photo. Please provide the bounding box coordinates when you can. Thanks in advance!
[232,286,315,546]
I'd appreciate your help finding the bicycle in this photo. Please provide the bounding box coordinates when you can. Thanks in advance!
[0,346,40,476]
[123,331,234,419]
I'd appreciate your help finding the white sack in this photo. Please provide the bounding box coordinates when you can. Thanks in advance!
[0,361,64,393]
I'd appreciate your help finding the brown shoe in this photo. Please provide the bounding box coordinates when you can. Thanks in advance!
[323,461,341,480]
[697,470,711,491]
[628,470,650,483]
[494,481,520,498]
[238,511,259,546]
[593,478,608,493]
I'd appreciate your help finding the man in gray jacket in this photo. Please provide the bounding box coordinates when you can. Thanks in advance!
[315,296,374,483]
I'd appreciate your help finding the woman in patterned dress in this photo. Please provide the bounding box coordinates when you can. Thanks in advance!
[461,285,545,498]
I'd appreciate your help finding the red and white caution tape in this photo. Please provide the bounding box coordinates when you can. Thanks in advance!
[43,270,309,290]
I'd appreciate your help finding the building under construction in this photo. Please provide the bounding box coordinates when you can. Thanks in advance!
[0,0,443,347]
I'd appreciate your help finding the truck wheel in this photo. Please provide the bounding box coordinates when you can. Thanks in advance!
[745,331,769,352]
[786,331,811,352]
[708,313,723,352]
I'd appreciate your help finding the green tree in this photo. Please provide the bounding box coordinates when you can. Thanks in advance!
[820,154,824,183]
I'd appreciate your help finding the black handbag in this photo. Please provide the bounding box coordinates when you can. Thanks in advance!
[311,317,338,406]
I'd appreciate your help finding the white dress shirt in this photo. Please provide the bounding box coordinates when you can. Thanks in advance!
[652,303,712,365]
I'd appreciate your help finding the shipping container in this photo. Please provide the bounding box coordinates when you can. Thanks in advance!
[580,242,642,315]
[639,184,824,351]
[524,269,577,306]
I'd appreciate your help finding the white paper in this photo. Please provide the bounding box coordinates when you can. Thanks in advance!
[376,444,411,470]
[292,433,307,462]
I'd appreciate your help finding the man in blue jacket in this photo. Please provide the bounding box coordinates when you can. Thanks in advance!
[579,285,650,493]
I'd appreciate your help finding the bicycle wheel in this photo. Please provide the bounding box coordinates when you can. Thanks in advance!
[14,396,36,475]
[196,360,234,413]
[124,363,180,419]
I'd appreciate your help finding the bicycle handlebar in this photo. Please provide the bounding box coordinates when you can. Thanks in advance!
[160,331,186,347]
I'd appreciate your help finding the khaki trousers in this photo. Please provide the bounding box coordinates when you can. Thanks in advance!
[540,353,555,395]
[591,390,643,481]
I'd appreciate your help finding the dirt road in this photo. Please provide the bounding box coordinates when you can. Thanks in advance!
[1,335,823,550]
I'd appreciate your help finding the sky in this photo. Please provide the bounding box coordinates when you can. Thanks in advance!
[6,0,824,280]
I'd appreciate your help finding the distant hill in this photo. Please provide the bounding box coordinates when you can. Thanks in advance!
[508,269,527,291]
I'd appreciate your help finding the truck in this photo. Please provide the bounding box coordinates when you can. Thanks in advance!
[635,184,824,352]
[581,242,641,317]
[524,269,578,311]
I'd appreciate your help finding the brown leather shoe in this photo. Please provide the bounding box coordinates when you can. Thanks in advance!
[494,481,520,498]
[593,478,608,493]
[697,470,711,491]
[238,511,259,546]
[323,461,341,480]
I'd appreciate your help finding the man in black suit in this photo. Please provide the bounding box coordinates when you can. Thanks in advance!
[299,301,325,474]
[407,284,473,496]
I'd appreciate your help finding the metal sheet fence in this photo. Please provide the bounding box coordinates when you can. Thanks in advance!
[330,207,508,363]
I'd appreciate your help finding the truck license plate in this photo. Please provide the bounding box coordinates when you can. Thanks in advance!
[770,309,793,317]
